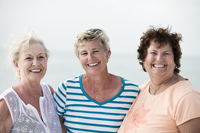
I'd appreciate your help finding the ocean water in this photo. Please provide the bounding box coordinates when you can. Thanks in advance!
[0,49,200,94]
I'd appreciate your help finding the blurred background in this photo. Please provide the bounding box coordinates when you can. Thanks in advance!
[0,0,200,93]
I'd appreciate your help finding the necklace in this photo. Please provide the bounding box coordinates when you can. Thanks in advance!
[95,91,104,99]
[150,74,174,95]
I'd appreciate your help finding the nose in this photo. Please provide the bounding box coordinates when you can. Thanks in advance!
[88,53,94,60]
[156,53,163,61]
[32,59,40,66]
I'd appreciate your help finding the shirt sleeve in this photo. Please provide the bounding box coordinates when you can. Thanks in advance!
[175,91,200,125]
[53,81,67,115]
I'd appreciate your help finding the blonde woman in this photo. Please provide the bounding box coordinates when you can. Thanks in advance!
[0,30,61,133]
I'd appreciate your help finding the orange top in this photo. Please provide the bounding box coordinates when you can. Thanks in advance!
[118,79,200,133]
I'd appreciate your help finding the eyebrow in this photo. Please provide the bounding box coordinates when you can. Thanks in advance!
[148,49,173,54]
[92,48,100,50]
[79,50,87,53]
[24,53,45,56]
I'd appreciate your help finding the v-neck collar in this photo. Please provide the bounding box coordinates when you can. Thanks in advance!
[79,75,125,106]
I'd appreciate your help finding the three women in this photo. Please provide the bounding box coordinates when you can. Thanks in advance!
[1,26,199,133]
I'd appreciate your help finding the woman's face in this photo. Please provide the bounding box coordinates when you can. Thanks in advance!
[78,39,111,76]
[14,43,48,82]
[143,41,175,77]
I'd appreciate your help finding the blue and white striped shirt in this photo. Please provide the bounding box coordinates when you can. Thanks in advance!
[54,75,139,133]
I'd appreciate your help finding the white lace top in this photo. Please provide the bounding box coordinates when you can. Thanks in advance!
[0,83,62,133]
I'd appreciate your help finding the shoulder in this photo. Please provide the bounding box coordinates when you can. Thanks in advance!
[120,76,139,88]
[140,80,151,90]
[64,75,81,83]
[0,98,9,113]
[123,79,139,87]
[119,76,140,93]
[0,99,10,116]
[48,85,54,95]
[0,99,12,132]
[41,83,54,95]
[59,76,81,87]
[171,79,199,96]
[55,76,82,93]
[176,79,200,102]
[175,88,200,125]
[0,87,13,98]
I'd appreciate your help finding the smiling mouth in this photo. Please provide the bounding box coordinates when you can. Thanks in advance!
[153,65,165,68]
[30,69,41,72]
[88,63,99,66]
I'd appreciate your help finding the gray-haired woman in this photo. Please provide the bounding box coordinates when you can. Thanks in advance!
[54,28,140,133]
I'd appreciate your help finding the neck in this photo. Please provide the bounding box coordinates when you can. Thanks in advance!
[82,74,111,99]
[16,80,42,96]
[83,73,111,90]
[150,74,174,95]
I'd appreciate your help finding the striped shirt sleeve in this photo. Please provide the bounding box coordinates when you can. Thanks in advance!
[53,81,67,115]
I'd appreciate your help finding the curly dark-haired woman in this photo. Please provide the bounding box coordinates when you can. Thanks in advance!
[118,26,200,133]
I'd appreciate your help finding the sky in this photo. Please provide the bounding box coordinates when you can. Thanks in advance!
[0,0,200,57]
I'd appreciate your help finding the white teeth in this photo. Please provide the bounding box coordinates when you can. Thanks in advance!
[154,65,164,68]
[88,63,98,66]
[31,69,41,72]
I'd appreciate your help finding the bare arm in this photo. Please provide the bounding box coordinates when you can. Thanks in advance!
[0,99,12,133]
[178,118,200,133]
[59,115,66,133]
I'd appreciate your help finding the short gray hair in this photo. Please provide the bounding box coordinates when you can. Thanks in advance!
[74,28,110,58]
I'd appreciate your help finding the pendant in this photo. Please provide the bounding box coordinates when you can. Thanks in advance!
[96,96,98,99]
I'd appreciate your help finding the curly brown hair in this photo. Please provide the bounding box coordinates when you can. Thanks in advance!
[137,26,182,74]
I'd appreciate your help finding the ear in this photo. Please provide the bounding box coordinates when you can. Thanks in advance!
[13,60,20,71]
[106,48,111,59]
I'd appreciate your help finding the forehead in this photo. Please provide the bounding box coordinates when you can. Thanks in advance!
[79,39,102,48]
[149,41,172,50]
[21,43,45,55]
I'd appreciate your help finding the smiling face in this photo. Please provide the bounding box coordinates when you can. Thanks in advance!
[14,43,48,83]
[143,41,175,78]
[78,39,111,76]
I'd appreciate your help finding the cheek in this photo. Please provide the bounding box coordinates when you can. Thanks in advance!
[79,58,86,67]
[42,59,48,65]
[143,56,150,66]
[18,62,27,69]
[172,61,176,68]
[166,56,175,66]
[143,60,148,69]
[44,63,48,69]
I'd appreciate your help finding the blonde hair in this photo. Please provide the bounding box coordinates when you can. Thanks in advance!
[74,28,110,58]
[5,29,50,81]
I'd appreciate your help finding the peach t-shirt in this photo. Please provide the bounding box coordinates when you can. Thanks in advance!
[118,79,200,133]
